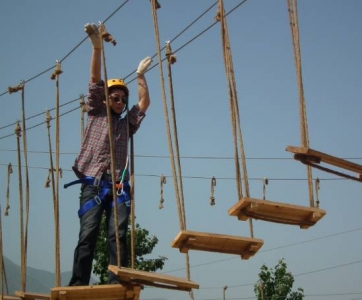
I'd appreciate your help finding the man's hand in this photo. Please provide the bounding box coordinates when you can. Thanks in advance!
[136,57,153,75]
[84,23,102,49]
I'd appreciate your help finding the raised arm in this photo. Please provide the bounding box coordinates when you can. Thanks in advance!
[84,23,102,83]
[135,57,153,113]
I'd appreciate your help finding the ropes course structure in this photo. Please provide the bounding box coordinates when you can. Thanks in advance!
[0,1,359,300]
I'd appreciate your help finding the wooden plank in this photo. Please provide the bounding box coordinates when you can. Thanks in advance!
[108,266,199,292]
[228,197,326,229]
[14,291,50,300]
[171,230,263,260]
[0,296,22,300]
[50,284,140,300]
[286,146,362,176]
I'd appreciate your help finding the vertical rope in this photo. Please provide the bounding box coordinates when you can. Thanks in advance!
[216,0,254,237]
[209,177,216,206]
[130,137,135,269]
[79,94,86,141]
[19,84,31,292]
[287,0,314,207]
[159,175,166,209]
[4,163,12,216]
[45,110,58,257]
[14,121,25,291]
[99,22,121,267]
[150,3,193,298]
[51,61,62,286]
[150,1,185,232]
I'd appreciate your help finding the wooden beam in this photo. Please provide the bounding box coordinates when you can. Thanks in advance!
[171,230,263,260]
[50,284,141,300]
[228,197,326,229]
[286,146,362,178]
[108,266,199,292]
[14,291,50,300]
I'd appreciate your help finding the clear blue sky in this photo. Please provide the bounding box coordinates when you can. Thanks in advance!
[1,1,362,299]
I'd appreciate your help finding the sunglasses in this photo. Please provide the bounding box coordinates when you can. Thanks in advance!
[109,94,127,104]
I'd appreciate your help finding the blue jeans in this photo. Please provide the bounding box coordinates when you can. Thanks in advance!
[69,183,130,285]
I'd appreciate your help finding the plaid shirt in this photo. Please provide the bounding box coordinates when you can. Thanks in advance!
[72,81,145,180]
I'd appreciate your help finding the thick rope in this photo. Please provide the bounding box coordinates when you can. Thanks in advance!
[164,41,194,299]
[4,163,12,216]
[150,3,193,298]
[51,62,62,286]
[150,1,185,232]
[79,94,86,141]
[14,121,25,291]
[99,22,121,267]
[287,0,314,207]
[165,41,187,231]
[130,137,135,269]
[45,110,57,263]
[19,84,31,292]
[217,0,254,237]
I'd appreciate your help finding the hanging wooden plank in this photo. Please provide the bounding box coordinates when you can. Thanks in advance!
[228,197,326,229]
[108,265,199,292]
[50,284,141,300]
[171,230,263,260]
[0,296,22,300]
[286,146,362,181]
[13,292,50,300]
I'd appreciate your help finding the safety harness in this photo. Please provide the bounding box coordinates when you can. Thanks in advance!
[64,176,130,218]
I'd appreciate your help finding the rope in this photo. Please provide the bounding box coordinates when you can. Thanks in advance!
[315,178,320,208]
[210,177,216,206]
[165,41,187,230]
[19,83,30,292]
[79,94,86,141]
[51,62,62,286]
[44,110,58,272]
[99,22,122,268]
[159,175,166,209]
[262,177,268,200]
[216,0,254,238]
[130,137,135,269]
[4,163,12,216]
[287,0,315,207]
[150,3,193,298]
[14,121,25,292]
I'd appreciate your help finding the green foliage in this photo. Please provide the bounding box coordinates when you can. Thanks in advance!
[93,213,167,284]
[254,258,304,300]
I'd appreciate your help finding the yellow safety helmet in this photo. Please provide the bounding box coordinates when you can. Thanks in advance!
[107,78,129,96]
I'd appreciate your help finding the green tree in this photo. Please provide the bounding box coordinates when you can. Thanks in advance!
[93,214,167,284]
[254,258,304,300]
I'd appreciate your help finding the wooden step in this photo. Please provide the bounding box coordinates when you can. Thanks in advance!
[0,296,22,300]
[13,291,50,300]
[228,197,326,229]
[50,284,141,300]
[108,266,199,292]
[286,146,362,181]
[171,230,263,260]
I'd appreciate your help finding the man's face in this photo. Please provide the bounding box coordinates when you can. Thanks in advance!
[106,88,127,114]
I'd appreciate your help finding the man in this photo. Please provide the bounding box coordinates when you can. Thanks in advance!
[67,23,152,286]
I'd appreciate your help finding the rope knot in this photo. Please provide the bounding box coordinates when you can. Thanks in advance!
[15,121,22,137]
[99,23,117,46]
[50,60,63,80]
[210,176,216,206]
[150,0,161,9]
[165,41,177,64]
[8,81,24,94]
